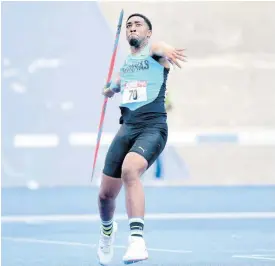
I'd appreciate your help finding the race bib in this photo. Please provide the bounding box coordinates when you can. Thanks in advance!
[122,81,148,104]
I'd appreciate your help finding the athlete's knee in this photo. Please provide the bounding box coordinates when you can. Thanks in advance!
[121,153,147,185]
[98,189,116,202]
[98,174,122,201]
[121,165,139,185]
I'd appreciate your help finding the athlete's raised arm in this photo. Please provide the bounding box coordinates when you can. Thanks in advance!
[150,41,186,69]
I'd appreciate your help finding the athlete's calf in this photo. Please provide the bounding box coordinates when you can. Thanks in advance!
[121,152,148,238]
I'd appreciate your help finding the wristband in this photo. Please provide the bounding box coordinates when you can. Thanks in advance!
[110,81,121,93]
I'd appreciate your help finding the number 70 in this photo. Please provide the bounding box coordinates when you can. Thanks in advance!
[129,89,138,100]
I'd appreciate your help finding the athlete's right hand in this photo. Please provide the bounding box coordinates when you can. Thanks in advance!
[102,84,115,98]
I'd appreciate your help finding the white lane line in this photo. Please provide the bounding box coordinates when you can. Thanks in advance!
[2,237,95,248]
[2,237,192,254]
[2,212,275,223]
[233,254,275,261]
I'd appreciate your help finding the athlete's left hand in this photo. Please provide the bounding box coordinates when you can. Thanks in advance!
[151,42,187,68]
[164,46,187,69]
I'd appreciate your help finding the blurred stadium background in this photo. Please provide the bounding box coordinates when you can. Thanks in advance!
[2,1,275,188]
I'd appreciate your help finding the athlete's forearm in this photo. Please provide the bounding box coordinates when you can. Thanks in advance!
[110,80,121,93]
[110,73,121,93]
[151,42,186,69]
[150,41,173,57]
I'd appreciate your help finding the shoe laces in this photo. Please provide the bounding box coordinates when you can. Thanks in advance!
[128,236,144,251]
[99,233,112,253]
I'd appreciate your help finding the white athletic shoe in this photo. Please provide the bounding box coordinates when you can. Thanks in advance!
[123,236,148,264]
[97,221,118,265]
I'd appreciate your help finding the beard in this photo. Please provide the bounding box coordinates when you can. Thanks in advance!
[129,37,140,48]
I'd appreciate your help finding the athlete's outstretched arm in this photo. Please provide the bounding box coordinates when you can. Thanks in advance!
[150,41,186,69]
[102,72,121,98]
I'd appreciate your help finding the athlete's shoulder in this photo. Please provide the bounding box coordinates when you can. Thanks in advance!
[149,42,171,69]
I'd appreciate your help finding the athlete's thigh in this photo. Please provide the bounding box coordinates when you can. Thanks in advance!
[130,124,168,169]
[103,125,131,178]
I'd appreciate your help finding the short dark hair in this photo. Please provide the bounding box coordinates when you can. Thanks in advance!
[127,13,152,31]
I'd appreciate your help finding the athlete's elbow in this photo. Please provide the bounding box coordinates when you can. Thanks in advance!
[151,41,167,56]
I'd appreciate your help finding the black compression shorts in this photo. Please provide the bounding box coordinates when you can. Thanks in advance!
[103,123,168,178]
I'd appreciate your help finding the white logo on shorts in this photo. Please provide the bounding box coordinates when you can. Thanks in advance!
[138,146,145,153]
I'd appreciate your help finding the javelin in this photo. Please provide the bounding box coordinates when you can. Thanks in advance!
[91,9,124,181]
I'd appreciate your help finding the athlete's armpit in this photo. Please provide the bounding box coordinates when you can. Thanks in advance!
[158,57,171,69]
[152,54,170,69]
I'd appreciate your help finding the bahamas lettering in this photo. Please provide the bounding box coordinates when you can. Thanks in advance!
[121,60,149,73]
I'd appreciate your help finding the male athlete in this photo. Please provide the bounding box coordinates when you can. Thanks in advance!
[97,13,185,265]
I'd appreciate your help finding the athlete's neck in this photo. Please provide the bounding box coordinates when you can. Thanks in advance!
[130,41,148,55]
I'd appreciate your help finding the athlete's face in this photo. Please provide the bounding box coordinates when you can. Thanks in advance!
[126,16,152,48]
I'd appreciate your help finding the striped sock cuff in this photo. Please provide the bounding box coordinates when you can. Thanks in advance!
[101,219,113,236]
[129,217,144,225]
[101,219,113,226]
[129,217,144,238]
[131,229,144,236]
